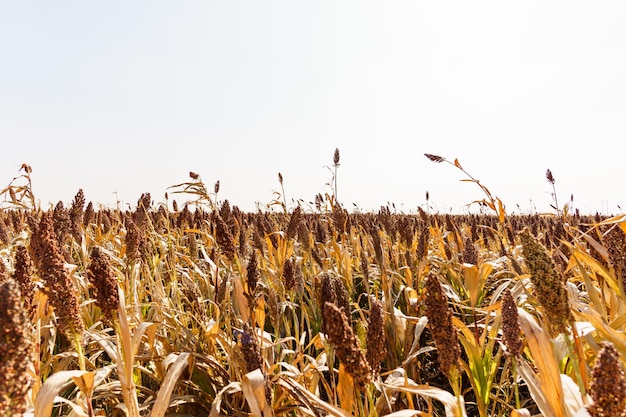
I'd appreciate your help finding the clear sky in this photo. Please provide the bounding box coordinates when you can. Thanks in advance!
[1,2,625,214]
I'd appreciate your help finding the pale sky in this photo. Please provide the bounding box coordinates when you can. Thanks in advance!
[1,2,625,214]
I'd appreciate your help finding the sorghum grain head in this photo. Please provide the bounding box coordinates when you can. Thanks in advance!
[246,251,260,295]
[0,278,34,416]
[519,228,572,335]
[323,302,371,389]
[86,247,120,323]
[424,273,461,379]
[34,212,85,338]
[282,258,295,290]
[603,225,626,295]
[366,297,387,376]
[501,289,522,357]
[12,246,35,316]
[462,237,478,265]
[69,189,85,241]
[214,213,236,261]
[587,342,626,417]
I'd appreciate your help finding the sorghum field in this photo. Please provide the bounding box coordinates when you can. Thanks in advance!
[2,156,626,417]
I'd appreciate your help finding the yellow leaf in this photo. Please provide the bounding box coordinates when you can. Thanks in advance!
[462,264,480,306]
[150,353,193,417]
[35,370,88,417]
[72,372,95,397]
[337,363,355,412]
[517,309,566,417]
[454,158,462,169]
[241,369,272,417]
[255,298,266,329]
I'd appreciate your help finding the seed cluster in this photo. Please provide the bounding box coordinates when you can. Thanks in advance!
[519,228,573,335]
[501,289,523,357]
[31,213,85,338]
[424,273,461,379]
[0,279,34,415]
[86,247,120,323]
[323,302,371,389]
[587,342,626,417]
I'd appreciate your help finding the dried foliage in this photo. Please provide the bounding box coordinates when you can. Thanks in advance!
[1,161,625,417]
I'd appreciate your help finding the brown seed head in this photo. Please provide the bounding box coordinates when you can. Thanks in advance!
[366,297,387,376]
[587,342,626,417]
[86,247,120,323]
[282,257,295,290]
[286,206,302,241]
[603,225,626,294]
[214,213,236,261]
[69,189,85,241]
[424,153,445,163]
[83,201,95,227]
[462,237,478,265]
[239,323,272,404]
[12,246,35,316]
[125,219,141,265]
[424,273,461,378]
[519,228,572,335]
[0,259,7,285]
[0,216,9,245]
[246,251,260,295]
[0,278,34,415]
[501,289,523,357]
[34,213,85,338]
[323,302,371,389]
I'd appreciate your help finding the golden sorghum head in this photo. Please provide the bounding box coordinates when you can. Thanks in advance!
[587,342,626,417]
[366,297,387,376]
[86,247,120,323]
[501,289,523,357]
[34,213,85,338]
[12,246,35,316]
[519,228,573,335]
[0,278,34,415]
[424,273,461,379]
[323,302,371,389]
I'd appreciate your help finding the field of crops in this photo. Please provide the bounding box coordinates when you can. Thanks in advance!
[2,160,626,417]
